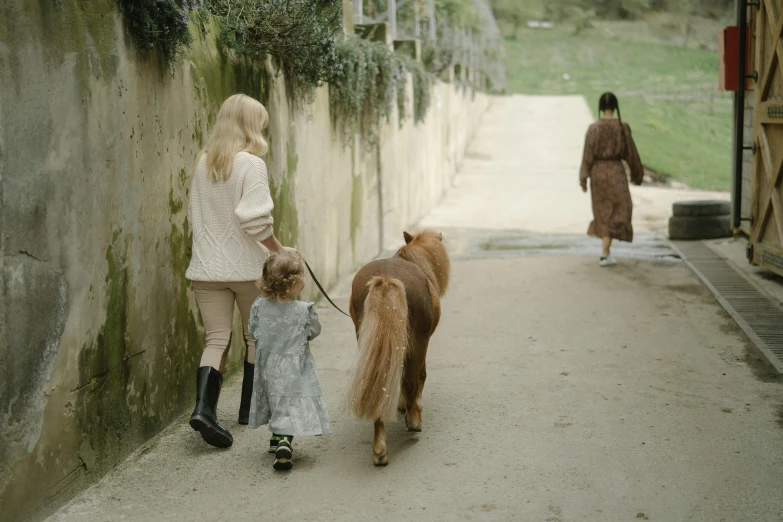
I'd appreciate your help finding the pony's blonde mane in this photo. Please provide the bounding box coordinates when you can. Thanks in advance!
[396,230,450,297]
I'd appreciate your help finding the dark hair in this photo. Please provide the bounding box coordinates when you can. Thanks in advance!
[598,92,622,123]
[599,92,626,147]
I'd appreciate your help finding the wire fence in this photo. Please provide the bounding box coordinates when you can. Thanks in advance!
[353,0,506,92]
[618,82,733,114]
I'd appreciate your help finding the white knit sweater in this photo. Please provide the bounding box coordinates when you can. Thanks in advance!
[186,152,274,282]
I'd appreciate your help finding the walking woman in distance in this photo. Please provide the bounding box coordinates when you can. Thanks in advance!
[579,92,644,266]
[186,94,295,448]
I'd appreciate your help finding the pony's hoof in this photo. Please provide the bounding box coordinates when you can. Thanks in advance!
[373,452,389,466]
[405,413,422,432]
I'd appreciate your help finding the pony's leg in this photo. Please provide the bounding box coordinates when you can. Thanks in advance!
[373,420,389,466]
[418,361,427,402]
[404,339,429,432]
[397,391,407,413]
[403,372,422,431]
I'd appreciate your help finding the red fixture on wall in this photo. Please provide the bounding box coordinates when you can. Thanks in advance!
[720,25,752,91]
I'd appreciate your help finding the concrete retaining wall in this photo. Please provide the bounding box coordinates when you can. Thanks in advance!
[0,2,488,519]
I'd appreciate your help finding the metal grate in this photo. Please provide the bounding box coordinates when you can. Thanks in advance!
[671,241,783,373]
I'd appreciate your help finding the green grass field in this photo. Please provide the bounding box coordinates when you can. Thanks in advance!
[502,27,733,190]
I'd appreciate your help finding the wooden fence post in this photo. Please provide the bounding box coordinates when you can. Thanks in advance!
[388,0,397,38]
[414,0,420,38]
[428,0,436,41]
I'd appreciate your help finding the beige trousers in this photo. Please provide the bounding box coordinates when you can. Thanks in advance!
[192,281,260,371]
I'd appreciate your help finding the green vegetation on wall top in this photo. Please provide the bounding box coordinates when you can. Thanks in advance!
[114,0,502,139]
[204,0,343,105]
[328,35,436,146]
[118,0,200,62]
[329,36,407,142]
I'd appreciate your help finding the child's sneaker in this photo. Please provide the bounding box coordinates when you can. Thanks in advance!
[273,437,293,471]
[599,256,617,267]
[268,435,281,454]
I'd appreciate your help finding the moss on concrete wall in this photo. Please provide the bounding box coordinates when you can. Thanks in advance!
[0,4,258,519]
[75,235,134,473]
[270,147,300,248]
[351,174,363,250]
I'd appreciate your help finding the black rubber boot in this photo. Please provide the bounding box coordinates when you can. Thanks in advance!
[189,366,233,448]
[238,361,254,425]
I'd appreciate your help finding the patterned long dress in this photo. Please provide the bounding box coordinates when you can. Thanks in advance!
[579,119,644,242]
[247,298,331,436]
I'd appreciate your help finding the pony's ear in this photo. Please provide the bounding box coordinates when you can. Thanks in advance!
[438,232,443,242]
[403,231,414,244]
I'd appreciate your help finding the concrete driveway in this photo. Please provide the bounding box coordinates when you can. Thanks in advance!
[46,96,783,522]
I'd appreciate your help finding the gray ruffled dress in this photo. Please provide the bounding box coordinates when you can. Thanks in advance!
[247,298,331,436]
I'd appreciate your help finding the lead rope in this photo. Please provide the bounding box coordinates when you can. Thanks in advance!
[304,260,351,318]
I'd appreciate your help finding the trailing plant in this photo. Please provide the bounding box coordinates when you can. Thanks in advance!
[204,0,342,103]
[118,0,201,63]
[422,38,457,77]
[328,34,439,143]
[404,57,433,124]
[480,35,507,93]
[435,0,485,32]
[418,1,507,93]
[329,37,409,142]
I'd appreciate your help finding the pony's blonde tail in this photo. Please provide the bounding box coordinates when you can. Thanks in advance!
[348,277,408,422]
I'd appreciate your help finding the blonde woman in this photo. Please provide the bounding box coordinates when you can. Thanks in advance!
[186,94,294,449]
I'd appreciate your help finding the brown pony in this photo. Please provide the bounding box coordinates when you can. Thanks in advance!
[347,230,450,466]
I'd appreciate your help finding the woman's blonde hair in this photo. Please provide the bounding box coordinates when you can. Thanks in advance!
[196,94,269,182]
[258,251,305,299]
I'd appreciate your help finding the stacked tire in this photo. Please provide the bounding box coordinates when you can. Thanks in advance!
[668,200,733,240]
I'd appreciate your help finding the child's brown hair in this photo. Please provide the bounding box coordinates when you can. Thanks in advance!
[258,251,304,299]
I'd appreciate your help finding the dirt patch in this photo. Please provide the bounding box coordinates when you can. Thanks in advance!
[478,240,569,252]
[717,312,782,383]
[664,284,708,297]
[465,152,493,161]
[612,260,647,282]
[741,344,782,383]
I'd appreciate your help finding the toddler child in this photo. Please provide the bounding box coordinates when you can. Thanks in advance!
[247,251,331,470]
